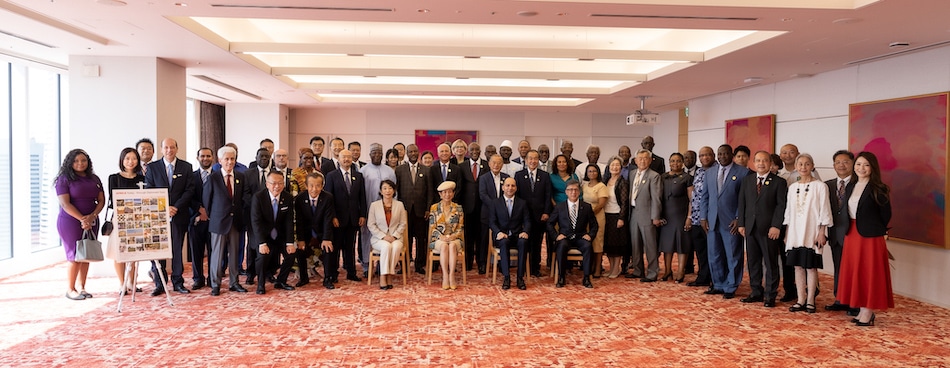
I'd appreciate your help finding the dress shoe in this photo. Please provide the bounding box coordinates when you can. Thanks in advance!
[517,278,526,290]
[780,294,796,302]
[239,269,247,276]
[531,271,543,278]
[583,277,593,288]
[323,280,335,289]
[210,287,220,296]
[346,274,363,282]
[723,292,735,299]
[256,288,265,295]
[640,278,656,283]
[295,280,310,288]
[687,281,710,287]
[556,278,565,288]
[704,288,724,295]
[625,273,644,279]
[415,268,426,275]
[274,282,295,291]
[191,281,205,290]
[268,276,278,284]
[764,299,776,308]
[502,277,511,290]
[245,277,255,286]
[740,295,764,303]
[151,288,165,297]
[478,265,486,275]
[229,285,248,293]
[362,271,368,279]
[173,285,191,294]
[330,276,339,283]
[825,302,851,311]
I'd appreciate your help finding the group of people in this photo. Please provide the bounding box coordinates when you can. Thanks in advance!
[53,135,893,326]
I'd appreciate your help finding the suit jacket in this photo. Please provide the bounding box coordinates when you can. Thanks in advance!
[547,200,598,240]
[430,161,463,204]
[649,154,666,174]
[189,168,211,223]
[699,163,752,229]
[478,172,510,223]
[244,166,268,198]
[274,167,293,194]
[394,162,432,218]
[459,158,487,216]
[144,158,195,225]
[203,170,251,234]
[250,190,294,246]
[324,167,367,227]
[847,182,892,238]
[316,156,335,175]
[294,190,335,243]
[825,177,851,245]
[367,200,407,243]
[628,168,662,224]
[489,196,531,237]
[514,168,553,223]
[738,173,788,235]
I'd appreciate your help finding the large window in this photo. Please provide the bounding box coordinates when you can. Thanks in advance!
[0,63,10,260]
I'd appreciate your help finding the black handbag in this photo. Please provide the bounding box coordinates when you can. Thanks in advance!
[101,207,114,236]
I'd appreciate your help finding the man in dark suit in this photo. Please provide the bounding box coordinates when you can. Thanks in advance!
[489,177,531,290]
[430,143,463,203]
[321,137,346,174]
[144,138,195,296]
[461,142,488,273]
[349,141,367,169]
[324,148,367,282]
[394,144,432,275]
[699,144,751,299]
[825,150,855,312]
[188,147,214,290]
[203,145,251,295]
[295,172,337,289]
[479,154,509,276]
[309,136,333,172]
[510,140,531,170]
[243,148,271,285]
[641,136,666,174]
[249,171,297,294]
[548,179,598,288]
[515,150,552,277]
[272,149,294,194]
[626,149,663,282]
[738,151,788,307]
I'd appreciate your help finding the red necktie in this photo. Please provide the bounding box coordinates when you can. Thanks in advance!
[472,162,477,178]
[757,177,763,194]
[225,173,233,198]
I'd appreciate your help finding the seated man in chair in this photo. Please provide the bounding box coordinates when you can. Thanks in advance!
[489,177,531,290]
[547,179,598,288]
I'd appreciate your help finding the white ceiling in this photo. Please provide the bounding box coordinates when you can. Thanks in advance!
[1,0,949,113]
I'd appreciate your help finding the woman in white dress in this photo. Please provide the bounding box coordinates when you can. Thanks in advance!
[783,153,832,314]
[367,180,407,289]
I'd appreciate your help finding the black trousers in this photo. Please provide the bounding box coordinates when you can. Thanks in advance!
[478,220,491,270]
[688,226,711,284]
[245,230,259,279]
[255,241,295,290]
[333,225,359,277]
[829,238,844,297]
[496,235,527,279]
[527,222,545,274]
[409,213,428,271]
[292,244,314,285]
[151,220,188,289]
[779,227,797,297]
[555,237,592,279]
[746,230,781,299]
[188,219,212,283]
[322,240,341,281]
[463,211,481,270]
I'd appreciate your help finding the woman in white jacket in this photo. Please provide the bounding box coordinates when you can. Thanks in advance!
[367,179,407,289]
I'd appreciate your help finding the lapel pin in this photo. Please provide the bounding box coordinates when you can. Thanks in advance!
[731,176,736,181]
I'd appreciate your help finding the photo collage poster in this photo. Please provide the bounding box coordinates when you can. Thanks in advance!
[111,188,173,263]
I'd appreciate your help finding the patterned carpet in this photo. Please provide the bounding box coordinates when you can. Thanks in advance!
[1,258,948,367]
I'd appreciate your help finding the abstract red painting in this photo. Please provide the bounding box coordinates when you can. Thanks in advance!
[725,114,776,170]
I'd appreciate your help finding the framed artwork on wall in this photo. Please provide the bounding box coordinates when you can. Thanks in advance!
[849,92,949,249]
[725,114,776,170]
[415,130,478,157]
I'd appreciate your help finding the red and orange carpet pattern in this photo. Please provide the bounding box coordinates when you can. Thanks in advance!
[1,260,948,367]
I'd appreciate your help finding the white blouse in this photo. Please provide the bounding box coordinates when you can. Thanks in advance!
[848,180,868,219]
[783,180,833,252]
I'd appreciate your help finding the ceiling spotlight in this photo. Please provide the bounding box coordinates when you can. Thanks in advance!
[418,9,430,13]
[744,77,763,83]
[517,11,539,17]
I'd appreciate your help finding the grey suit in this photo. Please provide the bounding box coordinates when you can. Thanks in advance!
[628,168,663,279]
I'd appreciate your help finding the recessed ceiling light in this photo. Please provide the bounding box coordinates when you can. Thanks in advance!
[832,18,860,24]
[174,2,188,6]
[96,0,127,5]
[418,9,430,13]
[743,77,763,83]
[517,11,539,17]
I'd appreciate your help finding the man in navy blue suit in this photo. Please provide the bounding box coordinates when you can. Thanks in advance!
[699,144,752,299]
[514,150,552,277]
[249,171,296,294]
[324,149,367,283]
[203,145,251,296]
[187,147,214,290]
[548,180,598,288]
[295,172,337,289]
[489,177,531,290]
[144,138,195,296]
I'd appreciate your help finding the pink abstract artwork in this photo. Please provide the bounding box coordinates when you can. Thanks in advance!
[726,115,776,170]
[849,92,949,248]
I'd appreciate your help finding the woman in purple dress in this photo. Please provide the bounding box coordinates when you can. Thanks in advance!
[55,149,105,301]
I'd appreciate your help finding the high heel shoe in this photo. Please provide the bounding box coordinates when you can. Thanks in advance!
[674,277,685,284]
[660,273,673,281]
[855,313,876,326]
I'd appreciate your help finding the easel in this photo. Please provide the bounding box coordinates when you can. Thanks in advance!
[113,183,175,312]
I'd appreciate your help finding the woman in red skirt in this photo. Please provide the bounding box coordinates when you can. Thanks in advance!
[838,151,893,326]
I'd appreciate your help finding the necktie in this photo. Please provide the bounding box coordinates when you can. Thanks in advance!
[757,177,764,194]
[442,164,447,181]
[632,171,642,201]
[410,164,417,184]
[720,166,728,190]
[225,173,233,198]
[530,171,535,191]
[472,162,478,179]
[310,198,318,237]
[201,170,209,184]
[270,198,278,239]
[837,179,846,207]
[260,171,266,188]
[336,161,341,171]
[570,203,577,230]
[506,198,513,216]
[344,171,351,193]
[167,162,174,186]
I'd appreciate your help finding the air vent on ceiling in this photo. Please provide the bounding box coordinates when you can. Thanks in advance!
[210,4,393,12]
[0,29,56,48]
[590,14,757,21]
[845,40,950,66]
[187,87,231,102]
[192,75,262,100]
